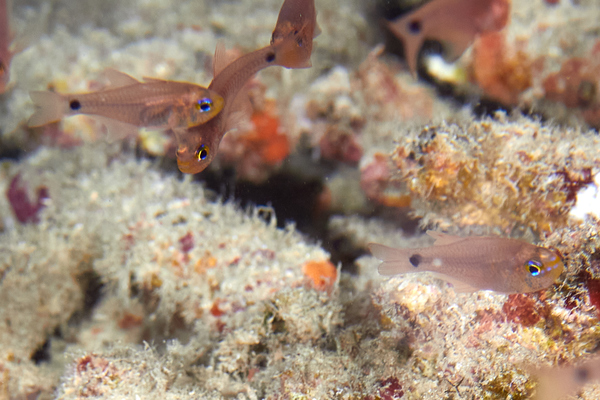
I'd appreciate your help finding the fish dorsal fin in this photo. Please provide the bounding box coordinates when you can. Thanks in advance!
[142,76,168,83]
[426,231,466,246]
[104,68,140,87]
[213,40,231,78]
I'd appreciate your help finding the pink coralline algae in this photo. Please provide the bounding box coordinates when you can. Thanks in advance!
[6,174,49,223]
[365,377,404,400]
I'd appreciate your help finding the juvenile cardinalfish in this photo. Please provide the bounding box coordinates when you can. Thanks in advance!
[387,0,510,76]
[28,69,224,132]
[368,231,564,294]
[175,0,318,174]
[0,0,12,93]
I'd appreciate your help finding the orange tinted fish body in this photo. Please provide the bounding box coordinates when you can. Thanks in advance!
[176,0,317,174]
[0,0,11,93]
[271,0,319,68]
[532,357,600,400]
[28,71,224,130]
[387,0,510,76]
[369,231,564,294]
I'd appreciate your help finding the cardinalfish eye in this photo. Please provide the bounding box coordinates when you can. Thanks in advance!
[526,260,543,276]
[196,144,209,161]
[196,99,213,113]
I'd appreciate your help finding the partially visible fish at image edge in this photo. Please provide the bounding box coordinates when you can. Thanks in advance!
[368,231,564,294]
[0,0,12,93]
[28,69,224,131]
[387,0,510,76]
[174,0,318,175]
[530,357,600,400]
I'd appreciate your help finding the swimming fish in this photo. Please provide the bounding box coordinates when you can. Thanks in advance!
[386,0,510,76]
[0,0,11,93]
[368,231,564,293]
[174,0,318,174]
[28,69,225,131]
[531,357,600,400]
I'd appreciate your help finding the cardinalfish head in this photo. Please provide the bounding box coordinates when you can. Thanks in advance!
[183,88,225,128]
[520,247,565,291]
[174,124,220,174]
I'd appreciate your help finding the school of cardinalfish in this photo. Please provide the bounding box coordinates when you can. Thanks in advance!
[22,0,318,175]
[6,0,566,294]
[2,0,597,397]
[4,2,568,291]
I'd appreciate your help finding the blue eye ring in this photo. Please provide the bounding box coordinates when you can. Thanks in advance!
[197,98,213,113]
[196,144,209,161]
[527,260,543,276]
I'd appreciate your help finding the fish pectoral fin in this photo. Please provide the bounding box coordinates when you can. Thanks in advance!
[427,272,478,293]
[426,230,465,246]
[104,68,140,87]
[91,115,139,139]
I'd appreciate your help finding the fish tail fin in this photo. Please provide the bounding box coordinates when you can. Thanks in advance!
[368,243,419,276]
[271,0,316,69]
[386,19,422,77]
[28,91,67,127]
[273,37,313,69]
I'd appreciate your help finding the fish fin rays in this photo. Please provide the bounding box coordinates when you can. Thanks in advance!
[377,260,414,276]
[104,68,140,88]
[90,115,139,140]
[142,76,168,83]
[368,243,407,261]
[28,91,66,127]
[386,19,422,77]
[213,40,239,78]
[428,273,478,293]
[426,230,466,246]
[368,243,417,276]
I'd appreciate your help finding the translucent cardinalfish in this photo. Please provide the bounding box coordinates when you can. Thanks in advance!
[531,357,600,400]
[368,231,564,294]
[175,0,318,174]
[387,0,510,76]
[0,0,11,93]
[28,69,225,131]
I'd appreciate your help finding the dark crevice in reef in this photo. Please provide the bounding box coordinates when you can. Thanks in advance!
[31,338,51,365]
[197,153,419,276]
[199,158,329,240]
[68,269,105,327]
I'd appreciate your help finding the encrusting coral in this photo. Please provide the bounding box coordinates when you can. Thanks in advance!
[375,113,600,234]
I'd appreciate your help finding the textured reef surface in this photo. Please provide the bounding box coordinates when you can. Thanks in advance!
[1,0,600,399]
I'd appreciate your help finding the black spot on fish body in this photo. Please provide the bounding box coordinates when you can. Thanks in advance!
[408,20,421,35]
[69,99,81,111]
[266,52,276,63]
[409,254,422,267]
[574,367,590,383]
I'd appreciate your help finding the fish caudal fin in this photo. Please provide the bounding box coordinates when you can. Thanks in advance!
[386,18,423,77]
[271,0,316,69]
[28,91,67,127]
[273,37,312,69]
[368,243,418,276]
